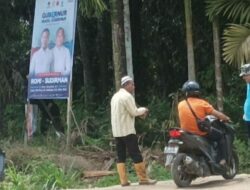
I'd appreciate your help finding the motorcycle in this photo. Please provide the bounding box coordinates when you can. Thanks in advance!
[164,115,239,187]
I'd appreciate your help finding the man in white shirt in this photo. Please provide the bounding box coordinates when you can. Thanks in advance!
[111,76,157,186]
[52,27,71,75]
[29,28,53,75]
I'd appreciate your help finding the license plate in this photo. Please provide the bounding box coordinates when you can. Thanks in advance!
[164,146,179,154]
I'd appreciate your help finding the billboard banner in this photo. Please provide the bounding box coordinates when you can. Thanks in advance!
[28,0,77,99]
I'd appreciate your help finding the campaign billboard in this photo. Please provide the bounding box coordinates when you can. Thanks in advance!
[28,0,77,99]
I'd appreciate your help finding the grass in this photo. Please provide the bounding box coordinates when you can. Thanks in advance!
[0,159,172,189]
[0,160,81,190]
[1,155,172,189]
[3,134,250,189]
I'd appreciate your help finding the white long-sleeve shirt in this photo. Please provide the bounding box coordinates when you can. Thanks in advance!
[111,88,147,137]
[52,46,71,75]
[29,48,53,75]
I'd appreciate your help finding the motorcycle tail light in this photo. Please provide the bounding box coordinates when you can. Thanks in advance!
[169,130,181,138]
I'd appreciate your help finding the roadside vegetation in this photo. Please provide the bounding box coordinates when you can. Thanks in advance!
[0,94,250,189]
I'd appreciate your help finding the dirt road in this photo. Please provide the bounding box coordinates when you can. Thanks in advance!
[71,174,250,190]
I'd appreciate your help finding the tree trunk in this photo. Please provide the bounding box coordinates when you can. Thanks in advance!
[212,18,223,111]
[184,0,196,80]
[111,0,127,91]
[77,14,93,109]
[123,0,133,79]
[96,16,109,99]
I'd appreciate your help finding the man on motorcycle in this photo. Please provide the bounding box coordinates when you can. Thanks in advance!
[178,80,231,165]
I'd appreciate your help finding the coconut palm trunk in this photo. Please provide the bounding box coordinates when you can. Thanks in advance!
[111,0,127,90]
[184,0,196,80]
[123,0,134,79]
[77,14,93,108]
[212,18,224,111]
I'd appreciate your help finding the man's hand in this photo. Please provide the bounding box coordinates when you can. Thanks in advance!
[140,109,149,119]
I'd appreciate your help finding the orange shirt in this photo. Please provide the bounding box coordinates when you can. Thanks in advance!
[178,97,214,136]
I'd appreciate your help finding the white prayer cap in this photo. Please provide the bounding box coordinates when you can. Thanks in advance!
[240,63,250,77]
[121,76,133,86]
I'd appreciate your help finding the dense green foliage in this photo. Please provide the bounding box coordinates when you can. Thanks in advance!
[0,0,246,111]
[0,159,172,189]
[234,139,250,173]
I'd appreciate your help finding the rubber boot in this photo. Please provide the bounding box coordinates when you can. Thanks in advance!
[117,163,130,186]
[134,162,157,185]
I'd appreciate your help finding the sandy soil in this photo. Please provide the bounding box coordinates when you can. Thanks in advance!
[69,174,250,190]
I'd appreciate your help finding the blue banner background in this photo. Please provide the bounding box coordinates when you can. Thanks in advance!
[28,0,77,99]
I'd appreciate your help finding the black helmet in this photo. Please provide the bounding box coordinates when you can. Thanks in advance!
[182,80,200,97]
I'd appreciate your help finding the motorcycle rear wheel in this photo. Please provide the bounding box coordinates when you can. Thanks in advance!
[171,153,193,187]
[222,150,239,179]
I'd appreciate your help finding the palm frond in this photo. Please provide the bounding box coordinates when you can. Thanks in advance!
[79,0,107,18]
[205,0,250,23]
[222,24,250,67]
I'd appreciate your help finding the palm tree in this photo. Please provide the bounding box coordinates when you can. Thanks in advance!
[111,0,127,90]
[212,17,224,111]
[184,0,196,80]
[79,0,107,18]
[69,0,107,149]
[205,0,250,111]
[123,0,134,79]
[78,0,107,106]
[223,24,250,67]
[206,0,250,67]
[204,1,224,110]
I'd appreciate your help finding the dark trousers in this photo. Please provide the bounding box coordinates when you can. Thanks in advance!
[245,121,250,139]
[115,134,143,164]
[40,116,64,135]
[40,117,50,135]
